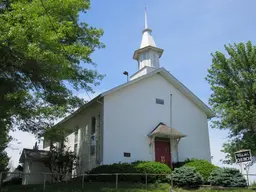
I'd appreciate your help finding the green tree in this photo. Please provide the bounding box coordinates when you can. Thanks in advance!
[43,127,77,182]
[44,144,77,182]
[0,0,104,137]
[206,41,256,163]
[0,127,10,179]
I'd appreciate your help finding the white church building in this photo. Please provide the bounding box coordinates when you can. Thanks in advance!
[20,11,215,183]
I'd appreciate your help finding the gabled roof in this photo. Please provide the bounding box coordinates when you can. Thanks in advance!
[101,68,215,118]
[148,122,186,139]
[53,68,215,128]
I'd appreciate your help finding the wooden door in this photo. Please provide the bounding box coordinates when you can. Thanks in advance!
[155,140,171,166]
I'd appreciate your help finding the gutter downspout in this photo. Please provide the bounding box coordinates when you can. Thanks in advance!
[170,94,173,168]
[97,99,103,105]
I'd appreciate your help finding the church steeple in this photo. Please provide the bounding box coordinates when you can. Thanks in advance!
[132,8,164,76]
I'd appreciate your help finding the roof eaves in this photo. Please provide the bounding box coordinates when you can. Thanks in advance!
[101,68,162,97]
[50,66,215,131]
[49,73,157,129]
[160,68,215,119]
[133,46,164,60]
[19,150,25,163]
[51,94,103,128]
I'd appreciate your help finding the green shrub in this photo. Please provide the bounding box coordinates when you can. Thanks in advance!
[89,161,171,183]
[89,163,139,182]
[133,161,171,183]
[3,177,22,186]
[172,166,203,188]
[183,158,218,182]
[133,161,171,174]
[172,162,185,169]
[208,167,247,187]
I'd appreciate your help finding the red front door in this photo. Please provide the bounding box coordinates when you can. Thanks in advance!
[155,140,171,166]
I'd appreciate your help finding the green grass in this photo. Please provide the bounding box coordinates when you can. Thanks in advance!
[1,182,166,192]
[1,182,254,192]
[251,181,256,188]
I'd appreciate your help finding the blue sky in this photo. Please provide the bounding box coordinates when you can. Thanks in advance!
[6,0,256,181]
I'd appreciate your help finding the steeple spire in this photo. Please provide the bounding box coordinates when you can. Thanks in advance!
[144,6,148,29]
[140,7,156,48]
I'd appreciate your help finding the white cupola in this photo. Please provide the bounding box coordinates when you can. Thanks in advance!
[131,8,164,80]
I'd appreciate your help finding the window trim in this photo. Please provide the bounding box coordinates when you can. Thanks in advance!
[90,116,96,156]
[74,143,78,156]
[74,126,79,144]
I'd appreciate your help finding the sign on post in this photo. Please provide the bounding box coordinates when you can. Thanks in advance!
[235,149,252,163]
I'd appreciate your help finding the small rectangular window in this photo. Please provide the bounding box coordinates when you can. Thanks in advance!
[90,145,96,155]
[124,152,131,157]
[156,98,164,105]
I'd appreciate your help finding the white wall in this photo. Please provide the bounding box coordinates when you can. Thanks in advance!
[43,101,103,173]
[22,160,29,185]
[103,74,211,164]
[22,160,51,185]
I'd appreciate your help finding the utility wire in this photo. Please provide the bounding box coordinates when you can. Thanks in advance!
[85,90,91,100]
[38,0,92,101]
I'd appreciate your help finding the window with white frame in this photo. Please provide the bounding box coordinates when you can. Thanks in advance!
[90,117,96,155]
[74,126,78,143]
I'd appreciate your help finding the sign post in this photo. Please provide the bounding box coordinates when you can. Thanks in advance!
[235,149,252,187]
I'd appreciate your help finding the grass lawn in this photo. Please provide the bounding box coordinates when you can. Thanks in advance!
[1,182,254,192]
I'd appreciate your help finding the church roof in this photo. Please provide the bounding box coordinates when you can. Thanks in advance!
[53,67,215,128]
[101,68,215,118]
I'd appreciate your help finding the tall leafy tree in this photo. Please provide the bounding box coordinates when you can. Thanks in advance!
[43,126,77,182]
[0,0,104,138]
[206,41,256,163]
[0,127,10,179]
[44,144,78,182]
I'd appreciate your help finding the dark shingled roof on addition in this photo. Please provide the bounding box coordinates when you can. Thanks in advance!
[19,148,49,163]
